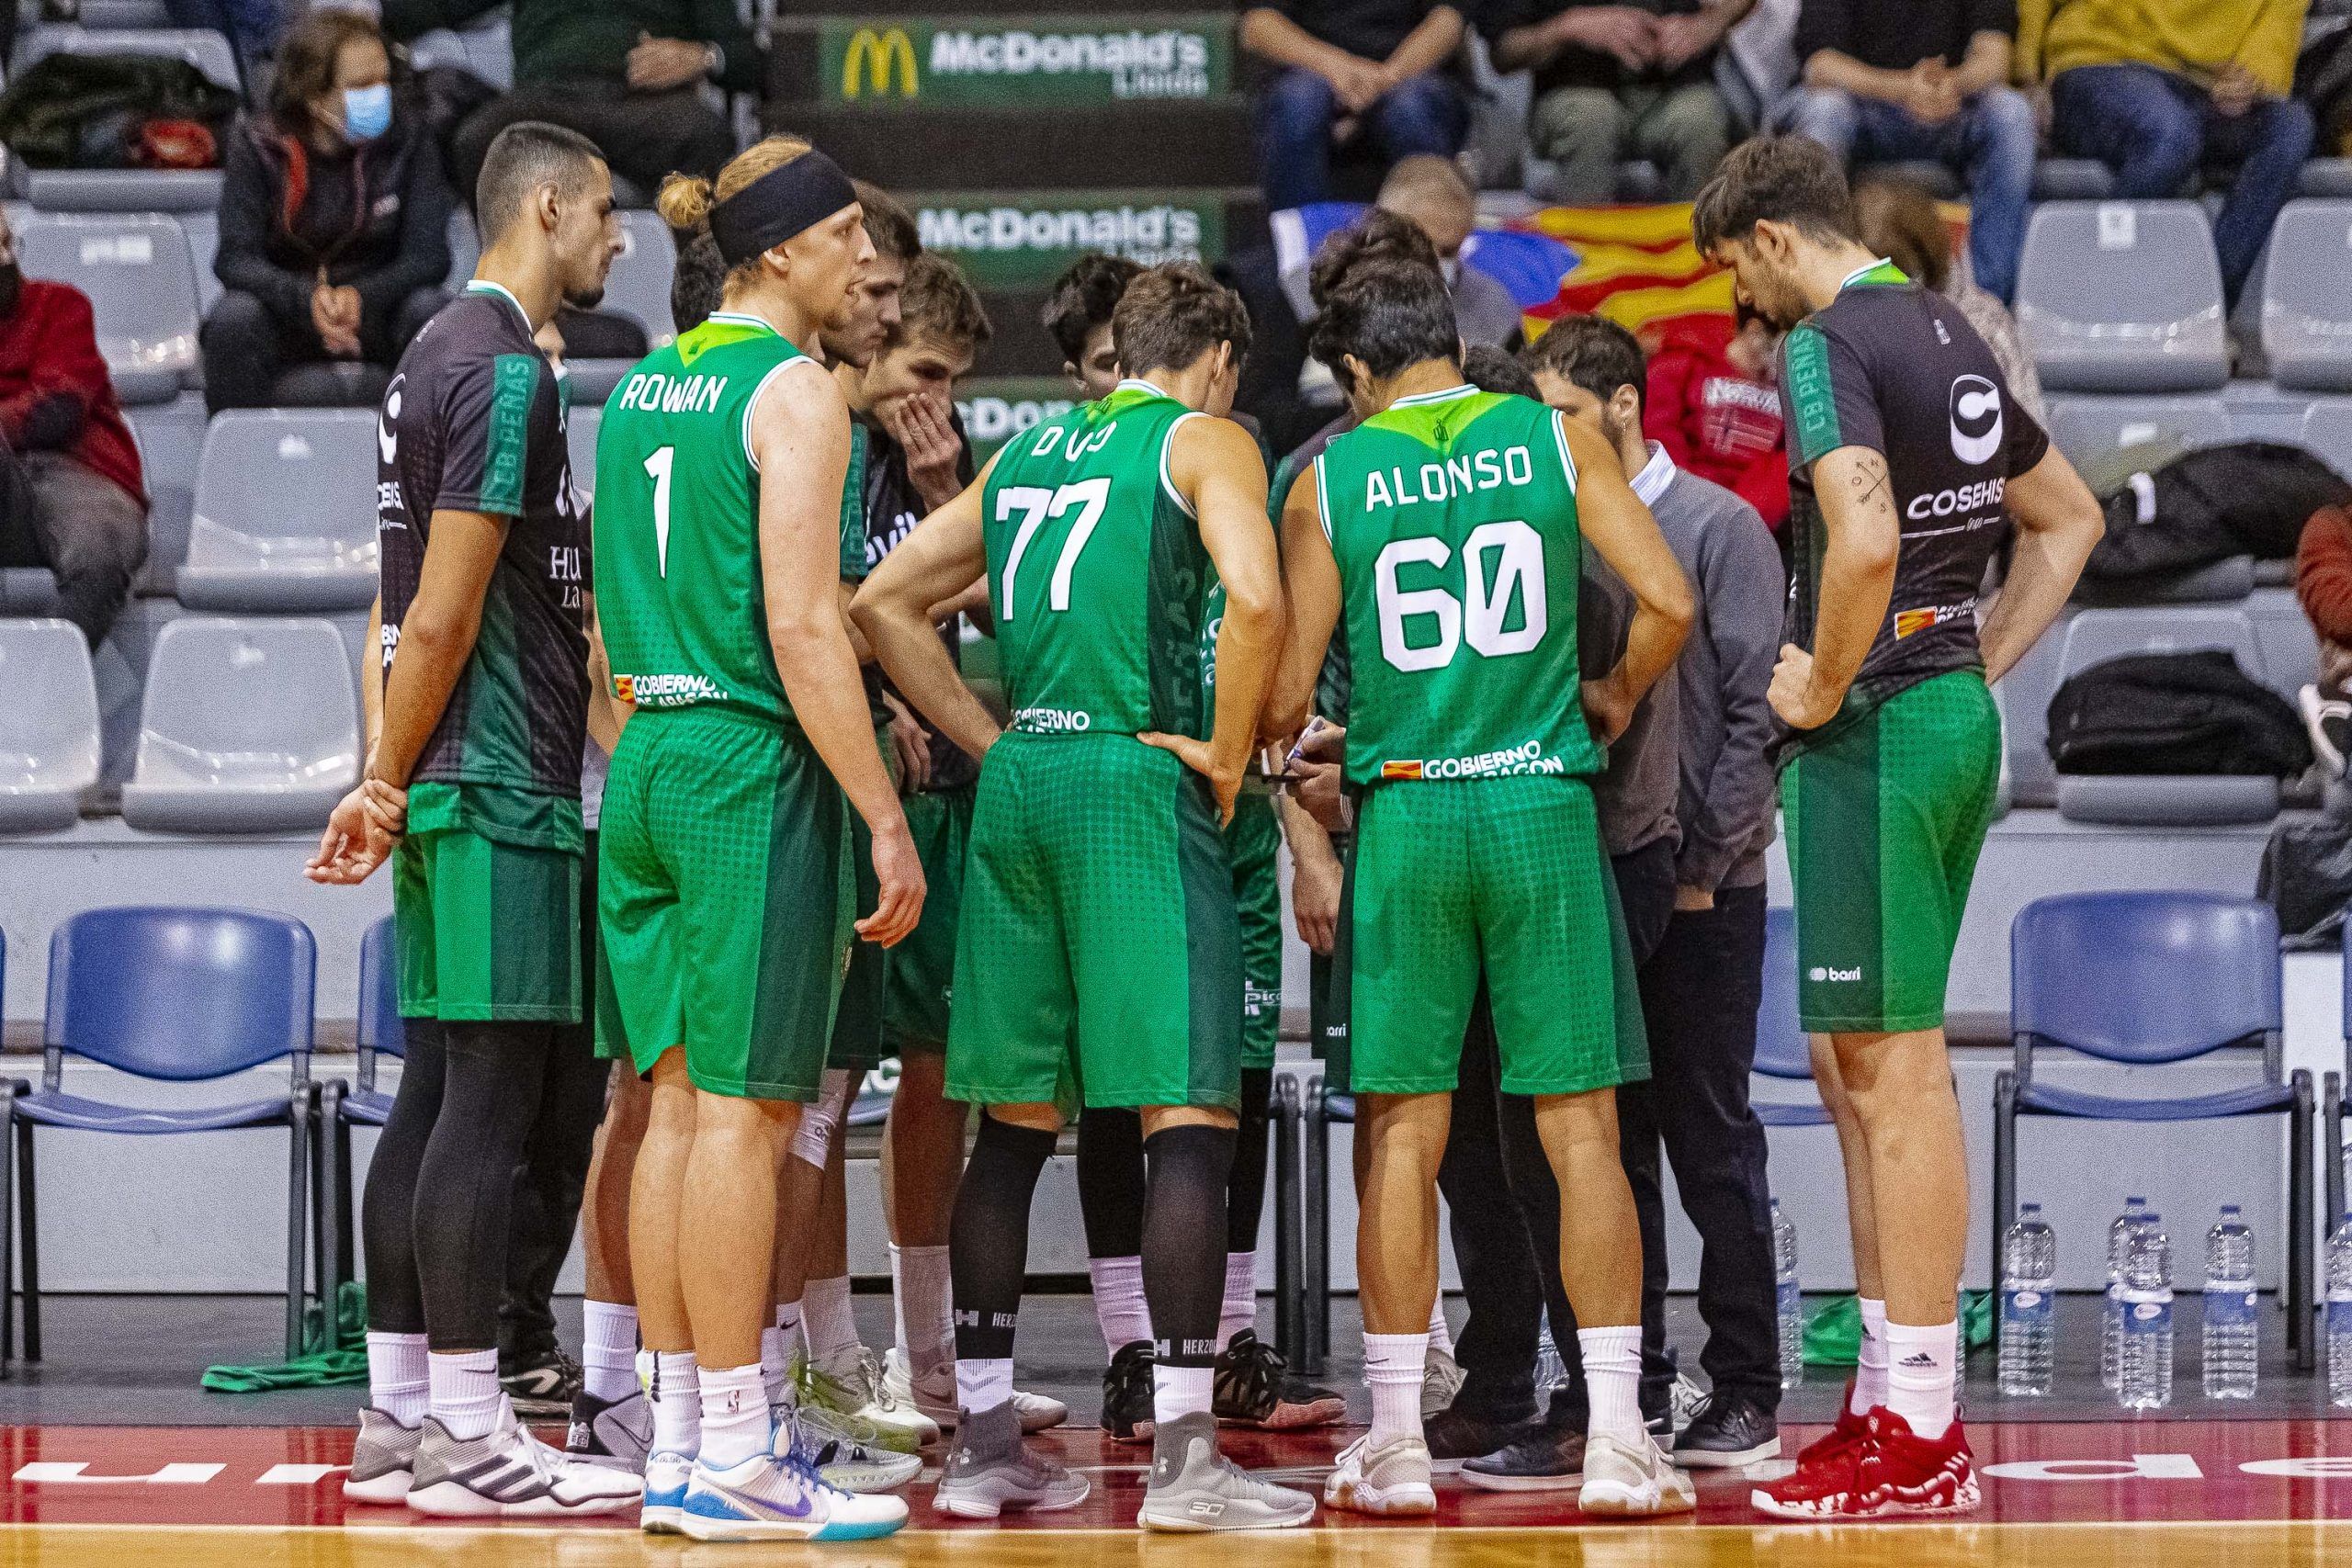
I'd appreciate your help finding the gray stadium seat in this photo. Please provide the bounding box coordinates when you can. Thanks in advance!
[182,209,220,313]
[2044,393,2233,467]
[2301,400,2352,479]
[176,410,379,612]
[0,569,61,615]
[2030,159,2116,200]
[567,404,602,497]
[2015,201,2229,392]
[11,24,241,89]
[22,168,223,213]
[403,15,514,92]
[7,27,235,212]
[16,212,198,405]
[445,209,480,292]
[2052,606,2279,826]
[119,615,358,833]
[2263,200,2352,392]
[603,211,678,347]
[77,0,177,26]
[2301,160,2352,199]
[0,618,100,832]
[127,393,204,592]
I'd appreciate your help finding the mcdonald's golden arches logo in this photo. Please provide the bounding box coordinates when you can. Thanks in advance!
[842,28,918,97]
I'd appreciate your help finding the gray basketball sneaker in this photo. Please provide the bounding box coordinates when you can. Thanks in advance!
[933,1401,1091,1519]
[343,1407,422,1505]
[407,1402,644,1517]
[1136,1410,1317,1531]
[565,1387,652,1473]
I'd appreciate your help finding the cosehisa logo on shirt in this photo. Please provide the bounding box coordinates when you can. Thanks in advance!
[1949,375,2002,466]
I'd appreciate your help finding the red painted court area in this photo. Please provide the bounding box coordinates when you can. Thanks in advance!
[5,1421,2352,1530]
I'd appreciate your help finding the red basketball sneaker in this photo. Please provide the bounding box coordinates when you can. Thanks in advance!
[1752,1408,1979,1520]
[1790,1382,1870,1470]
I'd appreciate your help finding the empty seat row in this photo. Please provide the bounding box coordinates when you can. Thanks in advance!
[2044,391,2352,482]
[0,615,356,835]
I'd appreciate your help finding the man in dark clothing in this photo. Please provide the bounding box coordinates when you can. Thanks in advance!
[382,0,762,204]
[1239,0,1468,209]
[0,209,150,649]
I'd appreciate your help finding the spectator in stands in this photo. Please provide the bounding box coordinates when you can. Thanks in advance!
[165,0,283,84]
[1641,303,1789,531]
[1774,0,2036,301]
[1239,0,1469,209]
[200,9,453,412]
[1851,175,2045,424]
[2022,0,2314,302]
[1485,0,1755,204]
[1044,253,1146,398]
[0,209,148,649]
[382,0,763,207]
[1377,156,1526,348]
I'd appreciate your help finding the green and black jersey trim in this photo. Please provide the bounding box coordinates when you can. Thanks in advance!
[482,352,539,517]
[1782,325,1840,469]
[458,574,532,789]
[840,422,871,581]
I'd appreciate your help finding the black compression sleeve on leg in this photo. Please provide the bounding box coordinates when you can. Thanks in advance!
[1142,1122,1238,1368]
[950,1115,1057,1362]
[360,1019,447,1336]
[1074,1106,1148,1258]
[413,1022,553,1351]
[1222,1068,1274,1253]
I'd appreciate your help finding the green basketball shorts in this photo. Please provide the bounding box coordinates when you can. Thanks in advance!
[1784,668,2003,1034]
[393,787,582,1025]
[1309,832,1354,1095]
[1350,774,1645,1098]
[829,806,887,1072]
[596,706,855,1100]
[882,784,974,1057]
[947,732,1240,1113]
[1228,792,1284,1070]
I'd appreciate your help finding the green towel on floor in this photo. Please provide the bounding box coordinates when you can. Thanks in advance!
[1801,1291,1994,1367]
[200,1281,368,1391]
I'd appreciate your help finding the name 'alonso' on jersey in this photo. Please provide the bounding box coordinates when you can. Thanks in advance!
[1317,384,1602,790]
[1778,259,2051,739]
[981,379,1215,739]
[593,310,813,726]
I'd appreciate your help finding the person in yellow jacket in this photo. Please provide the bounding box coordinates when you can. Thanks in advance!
[2014,0,2312,303]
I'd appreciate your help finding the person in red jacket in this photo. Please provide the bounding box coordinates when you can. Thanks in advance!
[1641,303,1788,533]
[0,209,149,648]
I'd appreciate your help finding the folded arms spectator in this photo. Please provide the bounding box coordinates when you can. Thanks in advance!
[0,209,149,649]
[1486,0,1755,203]
[201,8,453,412]
[1239,0,1469,209]
[1776,0,2035,300]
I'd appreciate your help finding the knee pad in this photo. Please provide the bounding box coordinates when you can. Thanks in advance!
[791,1068,854,1168]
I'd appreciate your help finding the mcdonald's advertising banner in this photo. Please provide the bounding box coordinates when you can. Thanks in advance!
[909,190,1227,289]
[955,378,1081,458]
[820,17,1234,106]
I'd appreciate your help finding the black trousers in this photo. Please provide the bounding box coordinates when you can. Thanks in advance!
[199,287,446,412]
[453,83,735,209]
[0,444,147,648]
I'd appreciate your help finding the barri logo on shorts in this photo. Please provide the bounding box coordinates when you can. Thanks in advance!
[614,671,729,707]
[1949,374,2003,466]
[1379,739,1565,781]
[1809,964,1864,983]
[1012,705,1092,732]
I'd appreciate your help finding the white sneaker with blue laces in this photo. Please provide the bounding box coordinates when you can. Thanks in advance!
[677,1446,910,1541]
[639,1450,692,1535]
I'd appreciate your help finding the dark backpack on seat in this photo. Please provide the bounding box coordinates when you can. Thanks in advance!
[2045,649,2314,777]
[0,51,238,169]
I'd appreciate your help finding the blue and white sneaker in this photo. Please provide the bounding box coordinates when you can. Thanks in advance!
[677,1448,909,1542]
[639,1450,692,1535]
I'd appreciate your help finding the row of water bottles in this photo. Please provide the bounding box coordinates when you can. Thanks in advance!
[1997,1199,2259,1405]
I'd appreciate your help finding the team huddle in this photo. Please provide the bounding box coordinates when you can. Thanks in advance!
[307,119,2106,1538]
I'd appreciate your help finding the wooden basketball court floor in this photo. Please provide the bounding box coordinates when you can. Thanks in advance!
[4,1419,2352,1568]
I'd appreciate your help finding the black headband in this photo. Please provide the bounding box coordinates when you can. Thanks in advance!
[707,152,860,267]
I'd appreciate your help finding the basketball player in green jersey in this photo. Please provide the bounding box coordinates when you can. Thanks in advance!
[1271,259,1697,1518]
[594,136,923,1542]
[854,263,1317,1532]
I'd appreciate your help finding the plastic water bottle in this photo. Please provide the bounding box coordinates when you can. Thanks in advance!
[2102,1196,2152,1390]
[2117,1214,2174,1411]
[1997,1203,2057,1396]
[2327,1215,2352,1408]
[1771,1198,1803,1388]
[2201,1204,2258,1400]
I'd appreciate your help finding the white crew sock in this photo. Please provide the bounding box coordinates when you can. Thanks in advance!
[891,1243,955,1373]
[1854,1297,1889,1416]
[1427,1297,1457,1359]
[1220,1252,1259,1348]
[1364,1331,1428,1446]
[1154,1363,1216,1426]
[646,1349,700,1458]
[1577,1325,1645,1444]
[767,1302,803,1408]
[803,1274,861,1369]
[698,1362,770,1470]
[427,1348,503,1441]
[956,1356,1014,1416]
[1088,1255,1151,1351]
[1883,1319,1958,1441]
[581,1301,639,1404]
[366,1331,428,1427]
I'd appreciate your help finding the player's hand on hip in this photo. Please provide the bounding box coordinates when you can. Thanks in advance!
[1580,673,1634,747]
[860,817,928,948]
[1767,643,1838,729]
[1138,731,1240,826]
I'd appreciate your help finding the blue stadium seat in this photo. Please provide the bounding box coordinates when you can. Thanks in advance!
[176,410,379,611]
[1991,891,2310,1369]
[320,916,402,1295]
[14,213,199,405]
[2016,202,2230,393]
[0,619,99,834]
[6,907,322,1362]
[2044,392,2233,468]
[119,616,360,833]
[1754,908,1831,1128]
[2261,201,2352,392]
[2051,607,2280,826]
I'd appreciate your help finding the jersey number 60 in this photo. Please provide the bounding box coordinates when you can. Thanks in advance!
[1374,519,1547,672]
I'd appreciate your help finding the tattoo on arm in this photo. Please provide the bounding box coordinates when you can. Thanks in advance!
[1849,452,1892,509]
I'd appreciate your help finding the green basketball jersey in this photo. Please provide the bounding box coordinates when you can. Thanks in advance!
[594,310,814,725]
[1317,383,1601,789]
[981,379,1213,739]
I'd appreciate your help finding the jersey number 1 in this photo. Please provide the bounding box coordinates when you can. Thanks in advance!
[645,446,675,577]
[1374,519,1547,671]
[995,477,1111,621]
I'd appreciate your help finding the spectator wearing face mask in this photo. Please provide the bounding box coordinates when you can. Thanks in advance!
[199,8,452,412]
